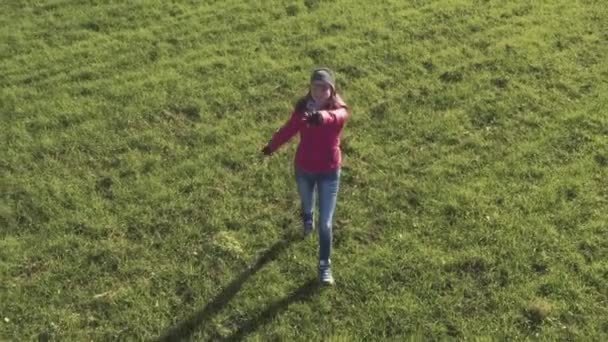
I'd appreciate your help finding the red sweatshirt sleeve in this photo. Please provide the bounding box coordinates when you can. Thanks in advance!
[320,107,349,126]
[268,111,302,152]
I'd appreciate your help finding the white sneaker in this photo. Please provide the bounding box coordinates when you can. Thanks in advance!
[319,259,334,285]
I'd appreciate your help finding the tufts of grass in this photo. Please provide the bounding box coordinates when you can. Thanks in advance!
[1,0,607,340]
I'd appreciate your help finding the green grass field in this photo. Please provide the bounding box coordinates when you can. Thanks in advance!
[1,0,607,340]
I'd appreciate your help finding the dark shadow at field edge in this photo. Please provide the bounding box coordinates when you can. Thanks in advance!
[153,232,300,342]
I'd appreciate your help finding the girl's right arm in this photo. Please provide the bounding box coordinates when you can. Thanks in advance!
[266,110,303,153]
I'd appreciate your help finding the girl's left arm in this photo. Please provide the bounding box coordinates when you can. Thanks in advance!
[319,107,349,126]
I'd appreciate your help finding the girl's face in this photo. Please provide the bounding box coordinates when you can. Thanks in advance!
[311,81,332,104]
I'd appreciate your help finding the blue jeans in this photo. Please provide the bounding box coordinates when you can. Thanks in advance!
[295,167,341,263]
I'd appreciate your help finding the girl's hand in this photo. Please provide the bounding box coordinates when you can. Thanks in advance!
[304,111,323,125]
[261,145,272,156]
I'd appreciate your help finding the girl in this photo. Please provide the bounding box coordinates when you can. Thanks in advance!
[261,68,350,285]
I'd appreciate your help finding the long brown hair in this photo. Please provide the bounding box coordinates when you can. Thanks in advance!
[294,91,347,113]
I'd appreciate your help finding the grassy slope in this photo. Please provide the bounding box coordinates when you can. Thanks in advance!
[1,0,607,340]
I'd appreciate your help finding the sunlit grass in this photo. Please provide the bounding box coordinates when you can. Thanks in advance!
[1,0,607,340]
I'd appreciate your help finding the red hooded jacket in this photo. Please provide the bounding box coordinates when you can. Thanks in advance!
[268,95,349,173]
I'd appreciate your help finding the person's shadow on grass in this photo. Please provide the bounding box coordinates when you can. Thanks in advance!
[218,278,319,341]
[154,230,319,341]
